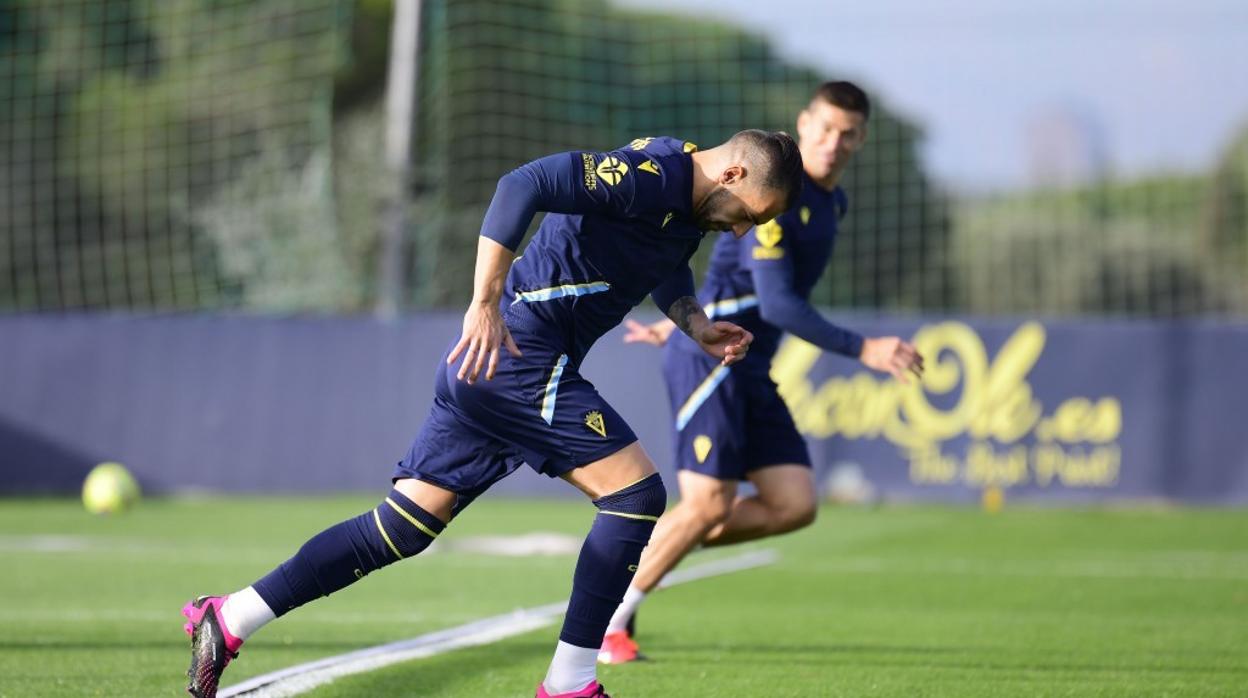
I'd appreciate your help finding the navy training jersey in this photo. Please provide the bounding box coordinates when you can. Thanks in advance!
[494,136,705,365]
[691,171,850,364]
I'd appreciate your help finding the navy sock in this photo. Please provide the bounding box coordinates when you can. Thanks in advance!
[252,489,445,616]
[560,473,667,648]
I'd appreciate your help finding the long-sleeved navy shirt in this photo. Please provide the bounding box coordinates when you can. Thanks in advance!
[480,136,704,366]
[673,170,863,369]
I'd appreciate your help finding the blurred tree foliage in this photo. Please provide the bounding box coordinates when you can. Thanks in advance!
[2,0,350,309]
[951,126,1248,317]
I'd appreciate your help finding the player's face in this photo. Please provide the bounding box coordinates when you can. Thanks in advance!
[694,175,788,237]
[797,101,867,180]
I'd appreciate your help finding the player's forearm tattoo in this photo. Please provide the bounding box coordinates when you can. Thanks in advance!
[666,296,703,337]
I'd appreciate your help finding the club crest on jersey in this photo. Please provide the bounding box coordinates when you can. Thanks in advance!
[584,410,607,437]
[693,435,713,464]
[753,219,785,260]
[595,156,629,186]
[756,220,783,247]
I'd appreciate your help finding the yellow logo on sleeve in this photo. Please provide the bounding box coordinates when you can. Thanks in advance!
[755,220,783,247]
[638,159,660,176]
[595,156,630,186]
[585,410,607,437]
[693,435,713,463]
[683,141,698,153]
[752,220,785,260]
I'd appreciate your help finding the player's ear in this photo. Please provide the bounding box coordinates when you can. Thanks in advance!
[796,108,810,133]
[720,164,745,186]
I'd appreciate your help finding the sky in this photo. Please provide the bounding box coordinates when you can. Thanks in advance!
[615,0,1248,192]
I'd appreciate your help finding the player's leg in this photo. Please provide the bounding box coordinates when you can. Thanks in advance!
[538,441,666,697]
[632,470,736,592]
[600,473,737,664]
[182,478,453,698]
[701,463,817,546]
[601,347,744,663]
[181,356,511,698]
[701,367,817,546]
[440,338,665,697]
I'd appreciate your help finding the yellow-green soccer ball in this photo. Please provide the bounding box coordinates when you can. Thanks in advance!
[82,462,141,515]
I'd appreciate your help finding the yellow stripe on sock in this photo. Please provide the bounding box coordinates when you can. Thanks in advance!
[599,510,660,522]
[373,508,404,560]
[385,498,441,539]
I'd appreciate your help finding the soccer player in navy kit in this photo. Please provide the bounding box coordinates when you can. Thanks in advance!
[600,83,925,664]
[180,130,803,698]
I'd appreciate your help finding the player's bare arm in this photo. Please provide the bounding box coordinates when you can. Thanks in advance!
[859,336,925,383]
[666,295,752,366]
[622,318,677,346]
[447,236,523,384]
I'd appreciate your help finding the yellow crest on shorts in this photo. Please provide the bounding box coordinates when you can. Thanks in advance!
[585,410,607,437]
[693,435,713,464]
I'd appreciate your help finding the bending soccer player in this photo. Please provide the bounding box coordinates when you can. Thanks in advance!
[181,130,803,698]
[600,82,925,664]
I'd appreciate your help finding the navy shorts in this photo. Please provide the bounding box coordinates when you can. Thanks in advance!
[395,321,637,515]
[663,338,810,481]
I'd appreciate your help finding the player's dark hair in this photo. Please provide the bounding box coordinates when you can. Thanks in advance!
[729,129,804,210]
[811,80,871,120]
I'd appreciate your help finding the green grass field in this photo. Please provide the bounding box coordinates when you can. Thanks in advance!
[1,496,1246,697]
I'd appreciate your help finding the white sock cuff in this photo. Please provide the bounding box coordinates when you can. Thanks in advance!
[220,586,277,641]
[544,640,599,695]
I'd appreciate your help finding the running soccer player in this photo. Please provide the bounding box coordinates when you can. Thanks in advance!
[181,130,803,698]
[600,82,925,664]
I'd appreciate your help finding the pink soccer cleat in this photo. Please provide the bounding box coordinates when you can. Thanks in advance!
[181,595,243,698]
[598,630,643,665]
[535,679,611,697]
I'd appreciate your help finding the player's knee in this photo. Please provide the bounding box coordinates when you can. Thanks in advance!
[593,472,667,521]
[372,489,446,560]
[774,497,818,533]
[691,493,733,526]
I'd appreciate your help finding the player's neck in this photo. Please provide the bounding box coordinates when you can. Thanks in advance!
[808,163,846,192]
[688,150,720,211]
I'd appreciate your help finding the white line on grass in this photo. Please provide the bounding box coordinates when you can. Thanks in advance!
[220,549,778,698]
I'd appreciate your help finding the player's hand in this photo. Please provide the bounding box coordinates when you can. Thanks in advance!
[623,318,677,347]
[860,336,924,384]
[695,321,753,366]
[448,301,522,384]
